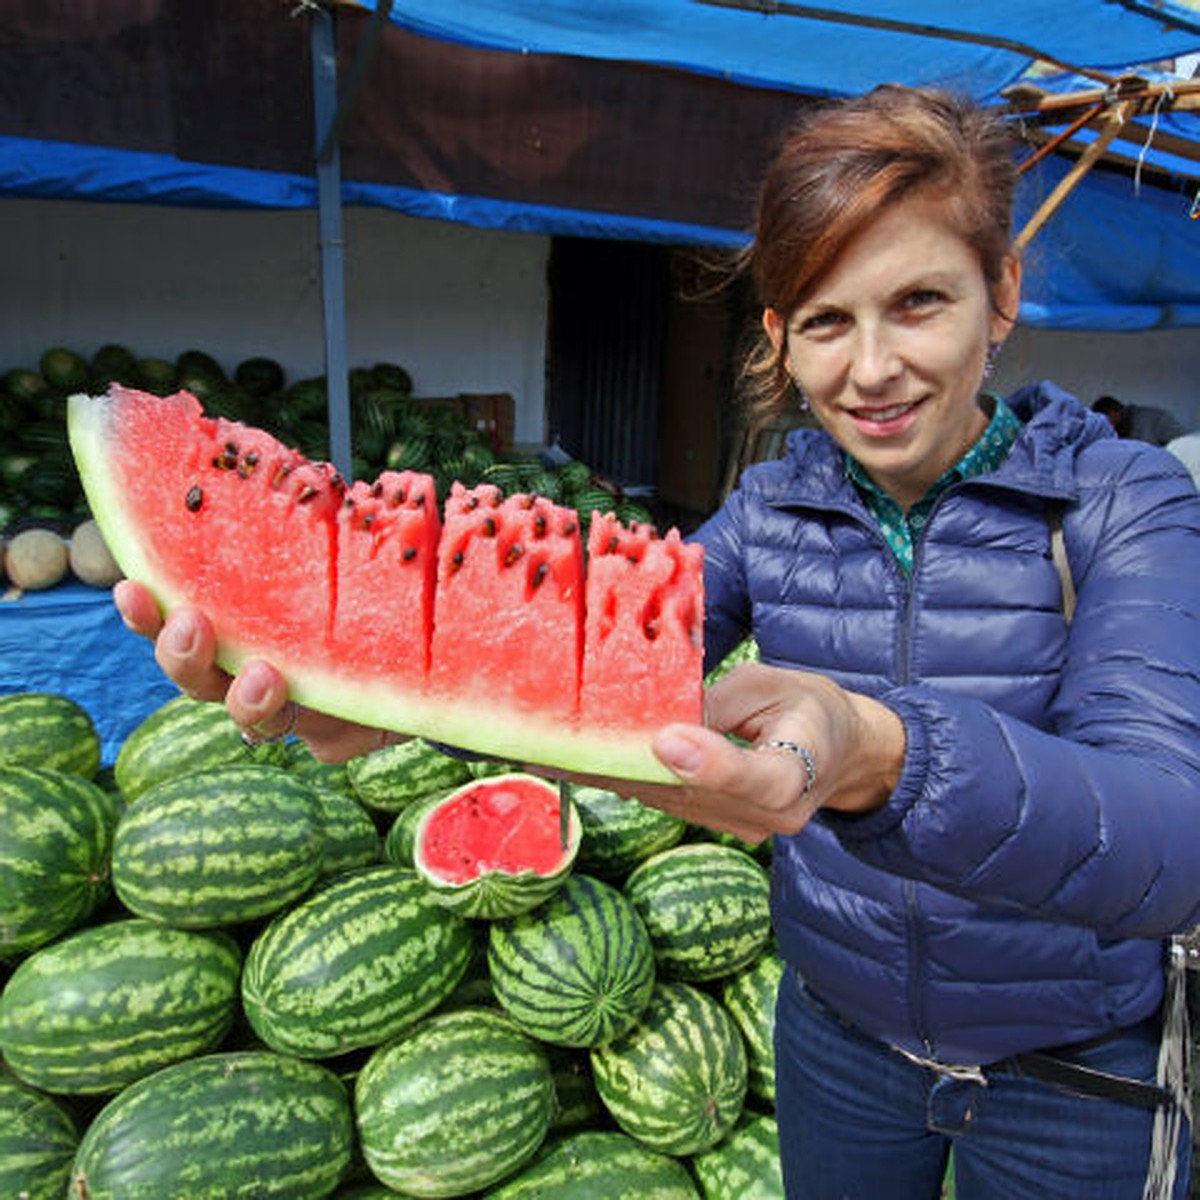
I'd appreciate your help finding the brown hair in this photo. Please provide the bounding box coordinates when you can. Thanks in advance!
[740,84,1019,419]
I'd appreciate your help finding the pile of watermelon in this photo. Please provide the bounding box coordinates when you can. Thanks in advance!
[0,687,785,1199]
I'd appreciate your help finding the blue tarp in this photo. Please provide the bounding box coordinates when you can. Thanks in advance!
[2,2,1198,329]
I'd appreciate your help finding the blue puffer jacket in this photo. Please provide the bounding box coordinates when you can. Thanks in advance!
[694,382,1200,1065]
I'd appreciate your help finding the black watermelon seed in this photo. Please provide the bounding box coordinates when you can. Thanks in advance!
[185,484,203,512]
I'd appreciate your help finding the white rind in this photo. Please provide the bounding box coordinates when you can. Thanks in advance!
[66,392,679,786]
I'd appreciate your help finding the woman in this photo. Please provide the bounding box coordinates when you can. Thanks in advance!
[116,86,1200,1198]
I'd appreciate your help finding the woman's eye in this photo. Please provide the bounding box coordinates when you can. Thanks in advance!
[901,288,945,311]
[797,310,845,333]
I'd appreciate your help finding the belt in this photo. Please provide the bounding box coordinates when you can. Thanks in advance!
[891,1025,1172,1112]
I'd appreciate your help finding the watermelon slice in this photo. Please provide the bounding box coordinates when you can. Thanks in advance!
[67,386,704,782]
[412,772,582,918]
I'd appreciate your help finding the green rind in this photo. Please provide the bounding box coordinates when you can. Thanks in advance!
[0,765,118,959]
[111,764,326,928]
[543,1045,605,1132]
[413,774,583,920]
[68,392,683,785]
[346,737,474,812]
[572,785,688,880]
[689,1112,785,1200]
[719,951,784,1106]
[355,1006,554,1197]
[487,873,655,1048]
[485,1130,700,1198]
[0,918,241,1094]
[0,1069,80,1200]
[623,843,772,982]
[0,692,101,779]
[241,864,474,1058]
[113,693,288,802]
[67,1051,354,1200]
[589,981,748,1157]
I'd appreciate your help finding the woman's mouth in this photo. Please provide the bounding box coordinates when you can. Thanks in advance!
[849,398,923,436]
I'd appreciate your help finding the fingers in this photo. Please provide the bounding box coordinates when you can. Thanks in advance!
[152,607,232,704]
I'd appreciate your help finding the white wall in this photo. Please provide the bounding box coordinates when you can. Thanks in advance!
[2,196,1196,448]
[0,198,551,444]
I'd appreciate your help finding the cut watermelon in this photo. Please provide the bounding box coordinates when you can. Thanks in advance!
[67,386,703,782]
[413,772,581,918]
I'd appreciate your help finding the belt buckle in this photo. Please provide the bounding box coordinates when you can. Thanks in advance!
[890,1044,988,1086]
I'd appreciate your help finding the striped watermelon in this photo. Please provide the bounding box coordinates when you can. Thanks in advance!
[68,1050,354,1199]
[485,1129,701,1198]
[382,786,449,867]
[589,981,748,1156]
[487,873,655,1047]
[114,693,287,802]
[346,736,473,813]
[0,1068,80,1200]
[355,1005,554,1197]
[571,784,687,880]
[0,765,119,958]
[0,918,241,1094]
[308,782,383,877]
[623,843,771,982]
[241,863,474,1057]
[690,1112,785,1200]
[412,773,581,919]
[111,763,326,928]
[0,692,101,779]
[720,951,784,1107]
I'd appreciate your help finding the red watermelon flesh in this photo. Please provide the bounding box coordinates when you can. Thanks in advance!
[581,512,705,728]
[431,483,583,722]
[67,385,702,783]
[419,774,569,883]
[334,472,441,681]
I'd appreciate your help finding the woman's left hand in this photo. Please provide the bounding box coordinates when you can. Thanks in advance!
[542,662,906,844]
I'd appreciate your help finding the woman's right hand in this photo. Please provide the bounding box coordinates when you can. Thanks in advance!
[113,579,395,762]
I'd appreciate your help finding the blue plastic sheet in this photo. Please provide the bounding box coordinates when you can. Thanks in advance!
[0,583,179,766]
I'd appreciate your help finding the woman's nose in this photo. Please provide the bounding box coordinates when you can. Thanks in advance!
[849,327,902,391]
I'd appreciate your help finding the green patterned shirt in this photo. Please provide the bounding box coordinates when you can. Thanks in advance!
[846,396,1022,575]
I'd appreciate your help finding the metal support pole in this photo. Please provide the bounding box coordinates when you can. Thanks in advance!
[311,6,353,481]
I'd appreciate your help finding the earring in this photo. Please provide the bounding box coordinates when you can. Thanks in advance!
[983,341,1002,381]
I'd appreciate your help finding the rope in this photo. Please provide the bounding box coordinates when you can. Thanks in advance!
[1134,85,1173,198]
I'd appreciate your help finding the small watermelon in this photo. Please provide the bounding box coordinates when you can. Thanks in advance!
[241,864,474,1058]
[0,1067,80,1200]
[572,783,687,880]
[0,765,118,959]
[67,386,703,783]
[355,1006,554,1197]
[488,873,655,1047]
[690,1111,786,1200]
[346,735,472,813]
[0,918,241,1094]
[68,1051,353,1200]
[412,772,581,919]
[623,843,772,982]
[720,950,784,1106]
[110,763,326,928]
[589,981,748,1157]
[0,692,101,779]
[485,1129,700,1198]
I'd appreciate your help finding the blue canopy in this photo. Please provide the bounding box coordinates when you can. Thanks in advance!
[2,1,1198,329]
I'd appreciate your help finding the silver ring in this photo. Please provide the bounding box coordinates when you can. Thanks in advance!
[757,739,817,797]
[240,700,299,748]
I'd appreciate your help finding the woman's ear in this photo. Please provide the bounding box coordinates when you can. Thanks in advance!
[762,307,787,354]
[989,254,1022,346]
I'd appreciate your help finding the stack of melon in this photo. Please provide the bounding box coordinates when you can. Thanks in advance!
[0,686,785,1199]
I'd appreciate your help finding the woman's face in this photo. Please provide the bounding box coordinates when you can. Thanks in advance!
[764,195,1020,511]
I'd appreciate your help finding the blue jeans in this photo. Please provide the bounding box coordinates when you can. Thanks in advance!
[775,968,1191,1199]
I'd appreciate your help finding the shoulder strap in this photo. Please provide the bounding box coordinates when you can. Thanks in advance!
[1048,508,1076,624]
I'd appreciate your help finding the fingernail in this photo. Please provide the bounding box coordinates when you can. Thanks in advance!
[161,619,197,658]
[239,668,269,710]
[656,731,703,778]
